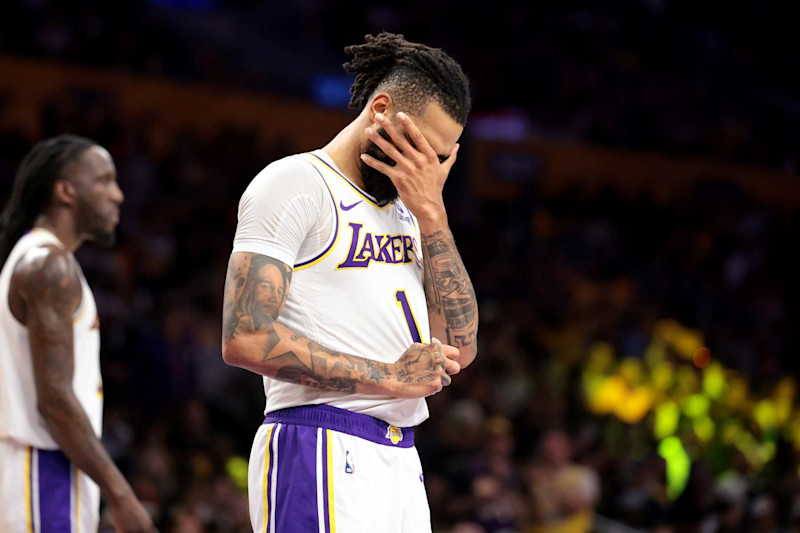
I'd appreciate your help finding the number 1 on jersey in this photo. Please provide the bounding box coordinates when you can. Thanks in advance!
[395,290,422,343]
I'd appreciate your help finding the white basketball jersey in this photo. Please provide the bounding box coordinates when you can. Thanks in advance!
[257,150,431,427]
[0,229,103,449]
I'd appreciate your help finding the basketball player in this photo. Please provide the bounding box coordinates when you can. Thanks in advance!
[222,33,478,532]
[0,136,154,532]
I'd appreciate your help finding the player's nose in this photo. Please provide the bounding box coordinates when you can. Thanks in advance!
[111,181,125,205]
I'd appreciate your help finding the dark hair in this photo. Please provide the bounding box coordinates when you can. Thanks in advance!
[0,135,96,265]
[344,32,471,125]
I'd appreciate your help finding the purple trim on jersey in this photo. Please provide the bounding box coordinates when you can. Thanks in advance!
[294,156,340,269]
[272,425,320,532]
[264,404,415,448]
[396,290,422,342]
[310,153,391,208]
[37,449,72,532]
[321,428,331,533]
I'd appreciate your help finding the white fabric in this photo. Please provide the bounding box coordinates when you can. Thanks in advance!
[0,439,101,533]
[233,155,335,268]
[247,423,431,533]
[232,150,430,427]
[0,229,103,449]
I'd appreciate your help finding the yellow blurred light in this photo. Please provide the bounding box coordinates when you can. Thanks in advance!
[760,441,777,464]
[617,385,655,424]
[588,342,615,371]
[786,415,800,449]
[722,422,742,445]
[225,456,249,491]
[658,437,691,500]
[644,340,668,368]
[588,375,628,415]
[702,363,726,400]
[653,361,675,392]
[654,320,680,343]
[754,400,777,432]
[619,358,644,385]
[672,325,705,360]
[734,431,756,455]
[675,367,700,397]
[582,373,604,397]
[693,416,715,443]
[655,401,680,439]
[683,394,709,419]
[726,377,749,410]
[776,398,792,427]
[775,377,797,400]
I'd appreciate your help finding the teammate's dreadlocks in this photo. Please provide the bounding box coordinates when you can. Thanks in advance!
[0,135,96,265]
[344,32,471,125]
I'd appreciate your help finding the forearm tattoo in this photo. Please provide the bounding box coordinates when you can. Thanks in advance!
[422,229,478,349]
[223,253,403,392]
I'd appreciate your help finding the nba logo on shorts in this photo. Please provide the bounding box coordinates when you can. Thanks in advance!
[345,450,354,474]
[385,425,403,445]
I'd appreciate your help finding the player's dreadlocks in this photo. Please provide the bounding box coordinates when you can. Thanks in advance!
[0,135,96,265]
[344,33,471,125]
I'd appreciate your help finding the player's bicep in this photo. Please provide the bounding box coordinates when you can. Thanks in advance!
[222,252,292,344]
[19,250,82,403]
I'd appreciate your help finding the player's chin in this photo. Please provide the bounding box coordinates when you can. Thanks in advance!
[90,229,117,248]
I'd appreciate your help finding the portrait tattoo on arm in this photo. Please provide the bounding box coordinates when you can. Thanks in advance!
[222,253,400,393]
[223,253,291,346]
[422,229,478,354]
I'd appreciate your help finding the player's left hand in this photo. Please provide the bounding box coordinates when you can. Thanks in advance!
[361,112,458,224]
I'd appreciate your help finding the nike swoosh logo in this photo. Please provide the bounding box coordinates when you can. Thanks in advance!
[340,200,362,211]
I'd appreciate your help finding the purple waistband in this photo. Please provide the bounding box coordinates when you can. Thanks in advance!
[263,404,415,448]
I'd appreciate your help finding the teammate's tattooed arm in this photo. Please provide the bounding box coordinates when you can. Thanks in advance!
[222,252,460,398]
[11,245,154,531]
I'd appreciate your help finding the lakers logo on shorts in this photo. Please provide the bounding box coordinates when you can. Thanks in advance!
[385,425,403,445]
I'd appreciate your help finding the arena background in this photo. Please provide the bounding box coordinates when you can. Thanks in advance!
[2,1,800,531]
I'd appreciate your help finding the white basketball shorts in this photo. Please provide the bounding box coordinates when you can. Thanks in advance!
[247,404,431,533]
[0,438,100,533]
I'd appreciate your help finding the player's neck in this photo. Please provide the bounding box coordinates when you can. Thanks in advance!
[323,120,367,190]
[33,212,82,252]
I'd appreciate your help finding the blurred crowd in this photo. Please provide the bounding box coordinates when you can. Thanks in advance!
[0,83,797,531]
[3,1,800,170]
[2,1,800,532]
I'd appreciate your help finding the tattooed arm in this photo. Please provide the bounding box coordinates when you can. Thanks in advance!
[12,246,153,532]
[221,252,460,398]
[358,110,478,367]
[420,220,479,367]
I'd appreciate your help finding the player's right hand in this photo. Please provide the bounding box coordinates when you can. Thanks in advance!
[390,340,460,398]
[109,492,156,533]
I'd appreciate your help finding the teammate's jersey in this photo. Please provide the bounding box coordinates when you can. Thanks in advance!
[233,149,430,427]
[0,229,103,448]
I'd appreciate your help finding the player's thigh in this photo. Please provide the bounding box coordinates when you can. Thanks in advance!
[0,442,98,533]
[400,447,431,533]
[249,422,329,532]
[76,469,100,533]
[248,423,273,532]
[0,439,31,533]
[327,430,403,533]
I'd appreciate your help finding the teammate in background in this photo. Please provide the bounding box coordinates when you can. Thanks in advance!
[0,136,154,532]
[222,33,478,532]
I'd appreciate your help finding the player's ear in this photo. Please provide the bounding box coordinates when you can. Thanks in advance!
[52,179,77,207]
[368,93,394,125]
